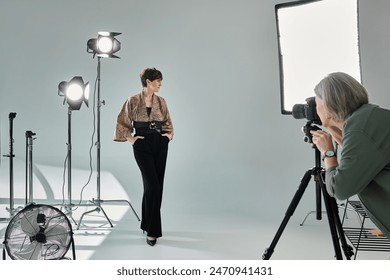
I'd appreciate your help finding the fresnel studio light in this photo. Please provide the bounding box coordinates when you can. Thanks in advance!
[87,31,121,58]
[58,76,89,110]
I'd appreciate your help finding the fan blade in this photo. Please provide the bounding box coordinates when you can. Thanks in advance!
[45,224,71,245]
[12,242,42,260]
[20,208,40,236]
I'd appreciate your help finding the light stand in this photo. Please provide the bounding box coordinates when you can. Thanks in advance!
[78,32,140,230]
[25,130,36,205]
[0,113,21,222]
[58,76,90,225]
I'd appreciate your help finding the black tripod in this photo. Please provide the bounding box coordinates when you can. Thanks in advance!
[262,124,354,260]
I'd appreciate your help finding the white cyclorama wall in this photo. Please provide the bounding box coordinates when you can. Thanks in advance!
[0,0,390,222]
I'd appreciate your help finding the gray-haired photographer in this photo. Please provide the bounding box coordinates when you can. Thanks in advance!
[310,72,390,241]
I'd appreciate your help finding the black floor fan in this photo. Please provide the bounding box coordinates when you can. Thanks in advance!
[3,203,76,260]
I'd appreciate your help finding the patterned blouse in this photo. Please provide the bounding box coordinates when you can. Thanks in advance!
[113,92,173,142]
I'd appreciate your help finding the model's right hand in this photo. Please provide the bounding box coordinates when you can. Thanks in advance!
[126,136,144,144]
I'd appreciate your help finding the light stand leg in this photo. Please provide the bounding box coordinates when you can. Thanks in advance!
[300,183,326,226]
[300,209,327,226]
[77,57,140,229]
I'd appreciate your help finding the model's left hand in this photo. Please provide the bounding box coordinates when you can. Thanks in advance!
[311,130,333,154]
[162,133,173,141]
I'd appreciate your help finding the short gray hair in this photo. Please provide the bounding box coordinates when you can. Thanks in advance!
[314,72,369,121]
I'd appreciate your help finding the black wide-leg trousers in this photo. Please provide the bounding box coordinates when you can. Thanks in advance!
[133,133,169,238]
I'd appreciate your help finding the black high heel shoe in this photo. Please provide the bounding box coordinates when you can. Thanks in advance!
[146,237,157,246]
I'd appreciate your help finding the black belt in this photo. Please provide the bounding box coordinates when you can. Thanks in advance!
[134,121,162,134]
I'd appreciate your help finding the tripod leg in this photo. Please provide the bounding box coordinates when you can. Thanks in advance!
[324,192,354,259]
[262,169,312,260]
[319,184,343,259]
[315,183,322,220]
[98,205,114,227]
[319,180,354,260]
[65,207,78,226]
[77,206,113,230]
[330,197,354,259]
[99,199,141,221]
[77,198,141,230]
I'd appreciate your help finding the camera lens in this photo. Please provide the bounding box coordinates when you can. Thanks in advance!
[292,104,306,119]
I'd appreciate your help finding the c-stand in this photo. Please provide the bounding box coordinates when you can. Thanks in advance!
[25,130,36,205]
[1,113,18,221]
[1,112,24,222]
[262,121,354,260]
[77,56,140,230]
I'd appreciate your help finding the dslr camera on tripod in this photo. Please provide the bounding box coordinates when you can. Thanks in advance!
[292,96,322,144]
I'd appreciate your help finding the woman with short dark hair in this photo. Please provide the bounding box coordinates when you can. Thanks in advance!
[311,72,390,240]
[114,67,173,246]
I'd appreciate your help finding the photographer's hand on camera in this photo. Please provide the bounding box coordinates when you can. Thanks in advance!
[311,130,338,169]
[310,130,332,153]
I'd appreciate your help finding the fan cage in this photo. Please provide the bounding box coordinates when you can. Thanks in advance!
[3,203,74,260]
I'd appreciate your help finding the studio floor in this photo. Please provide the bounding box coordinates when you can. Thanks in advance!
[0,161,389,261]
[1,201,389,261]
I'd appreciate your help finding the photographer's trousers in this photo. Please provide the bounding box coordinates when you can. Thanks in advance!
[133,133,169,238]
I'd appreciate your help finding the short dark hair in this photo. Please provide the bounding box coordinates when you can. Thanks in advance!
[140,68,163,87]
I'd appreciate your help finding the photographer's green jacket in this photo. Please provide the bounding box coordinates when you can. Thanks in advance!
[326,104,390,239]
